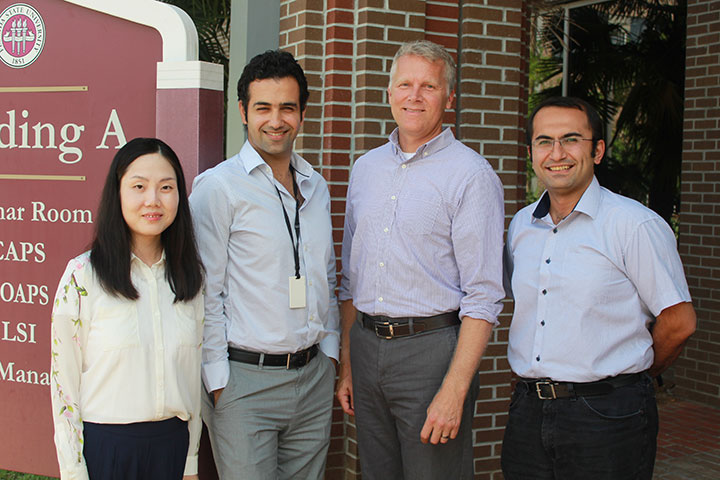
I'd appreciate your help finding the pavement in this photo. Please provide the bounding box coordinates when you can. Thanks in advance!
[654,394,720,479]
[1,391,717,480]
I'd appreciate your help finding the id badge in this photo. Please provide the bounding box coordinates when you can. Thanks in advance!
[289,275,307,309]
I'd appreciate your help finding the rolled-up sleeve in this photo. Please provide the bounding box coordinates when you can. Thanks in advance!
[190,175,232,392]
[320,185,341,361]
[451,167,505,324]
[338,171,356,303]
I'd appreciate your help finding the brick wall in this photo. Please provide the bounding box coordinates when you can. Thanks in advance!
[675,0,720,407]
[279,1,529,478]
[456,3,529,476]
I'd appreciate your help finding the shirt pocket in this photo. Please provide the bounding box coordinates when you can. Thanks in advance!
[173,302,201,347]
[396,194,441,235]
[92,300,140,350]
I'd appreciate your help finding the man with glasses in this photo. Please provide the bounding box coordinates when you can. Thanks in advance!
[501,96,696,479]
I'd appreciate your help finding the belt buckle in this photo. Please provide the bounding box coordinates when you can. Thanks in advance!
[286,349,312,369]
[535,381,557,400]
[374,321,394,339]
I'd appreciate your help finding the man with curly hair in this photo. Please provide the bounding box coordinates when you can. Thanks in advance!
[191,50,340,480]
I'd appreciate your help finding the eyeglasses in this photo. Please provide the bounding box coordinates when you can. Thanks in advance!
[531,136,593,153]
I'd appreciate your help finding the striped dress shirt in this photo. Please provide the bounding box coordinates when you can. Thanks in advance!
[339,128,504,324]
[190,142,340,393]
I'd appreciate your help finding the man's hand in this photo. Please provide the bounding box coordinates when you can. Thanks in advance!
[212,388,224,406]
[183,475,199,480]
[420,383,464,444]
[419,316,493,445]
[336,299,357,416]
[336,360,354,415]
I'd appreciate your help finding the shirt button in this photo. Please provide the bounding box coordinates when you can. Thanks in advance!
[401,164,407,169]
[542,289,547,295]
[310,315,315,321]
[536,356,541,362]
[391,195,396,200]
[545,258,551,264]
[379,262,385,267]
[553,228,558,234]
[309,280,313,286]
[423,152,428,157]
[541,320,545,326]
[378,297,384,302]
[383,227,389,233]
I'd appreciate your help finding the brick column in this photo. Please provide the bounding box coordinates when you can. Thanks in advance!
[279,1,530,477]
[457,3,529,477]
[675,0,720,407]
[279,0,325,165]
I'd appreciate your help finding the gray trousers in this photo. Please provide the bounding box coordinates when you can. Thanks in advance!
[202,350,335,480]
[350,320,478,480]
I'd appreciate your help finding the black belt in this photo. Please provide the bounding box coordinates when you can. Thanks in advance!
[518,372,645,400]
[360,310,460,339]
[228,344,318,369]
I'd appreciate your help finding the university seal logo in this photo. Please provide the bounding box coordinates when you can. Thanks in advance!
[0,3,45,68]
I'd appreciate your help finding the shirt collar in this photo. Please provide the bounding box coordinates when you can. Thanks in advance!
[238,141,267,174]
[130,250,166,268]
[238,140,314,184]
[532,176,601,221]
[388,127,455,160]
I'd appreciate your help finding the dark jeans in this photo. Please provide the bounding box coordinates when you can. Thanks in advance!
[501,373,658,480]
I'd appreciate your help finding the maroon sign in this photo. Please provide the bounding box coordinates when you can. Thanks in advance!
[1,0,165,475]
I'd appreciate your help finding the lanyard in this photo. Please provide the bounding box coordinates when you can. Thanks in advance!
[273,165,301,279]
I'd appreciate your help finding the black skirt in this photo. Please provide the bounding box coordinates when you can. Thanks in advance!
[83,417,189,480]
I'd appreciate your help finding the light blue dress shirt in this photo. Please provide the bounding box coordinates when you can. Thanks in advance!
[339,127,505,324]
[190,142,340,393]
[505,177,692,382]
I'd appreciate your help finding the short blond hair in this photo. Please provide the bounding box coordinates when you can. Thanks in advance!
[388,40,456,95]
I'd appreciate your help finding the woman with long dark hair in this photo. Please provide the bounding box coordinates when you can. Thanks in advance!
[50,138,204,480]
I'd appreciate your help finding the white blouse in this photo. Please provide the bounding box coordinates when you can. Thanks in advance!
[50,251,203,479]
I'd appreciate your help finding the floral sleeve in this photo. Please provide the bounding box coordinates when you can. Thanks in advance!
[50,257,90,480]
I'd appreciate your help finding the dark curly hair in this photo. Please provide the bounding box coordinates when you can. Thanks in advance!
[237,50,309,115]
